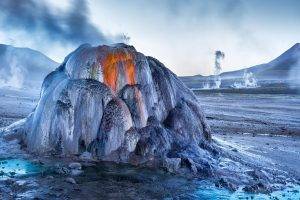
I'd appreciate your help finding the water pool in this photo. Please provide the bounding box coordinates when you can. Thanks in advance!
[0,158,44,179]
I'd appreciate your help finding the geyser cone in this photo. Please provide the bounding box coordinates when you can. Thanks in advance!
[2,43,297,191]
[2,43,213,174]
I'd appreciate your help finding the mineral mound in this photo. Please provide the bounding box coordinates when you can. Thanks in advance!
[2,43,215,173]
[2,44,298,191]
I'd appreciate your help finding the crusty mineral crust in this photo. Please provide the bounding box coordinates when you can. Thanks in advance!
[2,43,212,172]
[1,43,298,192]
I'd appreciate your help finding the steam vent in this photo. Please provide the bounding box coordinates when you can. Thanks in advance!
[3,43,215,174]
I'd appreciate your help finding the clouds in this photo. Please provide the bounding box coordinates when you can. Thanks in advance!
[0,0,299,75]
[91,0,300,75]
[0,0,114,46]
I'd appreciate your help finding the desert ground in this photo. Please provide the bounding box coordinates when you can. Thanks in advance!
[0,88,299,199]
[197,92,300,136]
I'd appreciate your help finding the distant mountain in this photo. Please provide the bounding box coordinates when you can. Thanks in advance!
[180,43,300,89]
[0,44,58,90]
[222,43,300,79]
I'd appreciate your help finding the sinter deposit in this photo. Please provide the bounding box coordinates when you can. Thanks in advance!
[2,44,212,172]
[1,44,297,191]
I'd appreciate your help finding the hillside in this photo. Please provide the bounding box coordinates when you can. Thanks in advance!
[0,44,58,90]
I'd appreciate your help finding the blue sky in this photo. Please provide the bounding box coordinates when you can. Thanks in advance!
[0,0,300,75]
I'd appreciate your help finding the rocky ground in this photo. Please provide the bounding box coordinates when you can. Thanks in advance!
[0,88,39,128]
[213,134,300,181]
[197,92,300,136]
[0,88,299,199]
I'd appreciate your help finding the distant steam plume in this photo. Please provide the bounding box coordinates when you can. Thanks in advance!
[0,54,24,89]
[232,69,258,89]
[214,50,225,88]
[0,0,122,46]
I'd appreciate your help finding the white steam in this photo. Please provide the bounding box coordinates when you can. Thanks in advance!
[200,50,225,89]
[214,50,225,89]
[202,82,211,89]
[232,70,258,88]
[0,54,24,89]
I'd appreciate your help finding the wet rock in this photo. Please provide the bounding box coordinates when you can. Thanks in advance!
[133,125,172,163]
[79,151,93,161]
[32,159,44,165]
[164,100,210,143]
[243,182,270,193]
[180,158,198,174]
[68,162,82,170]
[9,171,16,177]
[70,169,83,176]
[46,175,54,179]
[163,158,181,173]
[246,169,271,182]
[65,177,76,184]
[215,178,238,191]
[53,164,70,175]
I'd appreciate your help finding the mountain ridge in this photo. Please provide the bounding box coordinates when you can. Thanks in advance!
[0,44,58,90]
[180,43,300,89]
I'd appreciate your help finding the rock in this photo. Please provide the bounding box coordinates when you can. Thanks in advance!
[46,175,54,179]
[119,85,148,128]
[97,98,133,159]
[65,177,76,184]
[68,162,82,170]
[79,151,93,161]
[215,178,238,191]
[53,164,70,175]
[70,169,83,176]
[122,128,140,153]
[163,158,181,173]
[246,169,271,182]
[133,125,172,164]
[9,171,16,177]
[243,182,270,193]
[164,100,210,143]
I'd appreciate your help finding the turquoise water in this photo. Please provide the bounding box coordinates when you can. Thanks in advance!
[192,181,300,200]
[0,158,299,199]
[79,161,300,199]
[0,158,44,179]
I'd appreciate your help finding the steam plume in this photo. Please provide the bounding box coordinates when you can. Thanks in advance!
[232,69,258,88]
[214,50,225,88]
[0,54,24,89]
[0,0,116,46]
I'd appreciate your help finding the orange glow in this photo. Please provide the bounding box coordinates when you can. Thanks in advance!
[100,49,136,92]
[134,87,147,127]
